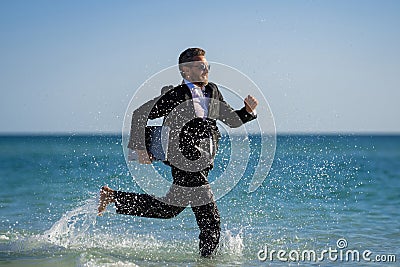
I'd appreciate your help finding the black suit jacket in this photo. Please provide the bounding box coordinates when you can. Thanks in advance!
[128,82,256,164]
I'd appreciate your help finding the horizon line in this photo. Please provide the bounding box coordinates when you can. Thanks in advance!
[1,131,400,137]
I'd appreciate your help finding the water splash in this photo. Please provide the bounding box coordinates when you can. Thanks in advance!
[43,197,98,248]
[218,224,244,257]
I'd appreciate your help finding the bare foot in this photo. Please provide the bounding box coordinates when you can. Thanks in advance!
[98,186,115,216]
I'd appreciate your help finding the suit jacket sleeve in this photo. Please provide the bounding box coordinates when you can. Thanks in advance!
[127,90,177,150]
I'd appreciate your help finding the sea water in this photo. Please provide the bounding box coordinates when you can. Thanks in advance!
[0,135,399,266]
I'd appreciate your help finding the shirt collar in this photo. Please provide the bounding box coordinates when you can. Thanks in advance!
[183,79,201,90]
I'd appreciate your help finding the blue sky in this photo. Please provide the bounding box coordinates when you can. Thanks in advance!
[1,0,399,134]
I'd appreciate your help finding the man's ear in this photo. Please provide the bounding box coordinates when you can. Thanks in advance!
[180,65,190,79]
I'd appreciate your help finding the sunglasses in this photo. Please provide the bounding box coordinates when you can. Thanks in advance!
[191,63,211,71]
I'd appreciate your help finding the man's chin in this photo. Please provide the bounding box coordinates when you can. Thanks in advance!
[194,79,208,87]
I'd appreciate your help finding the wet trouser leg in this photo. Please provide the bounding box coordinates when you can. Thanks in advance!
[114,190,186,219]
[192,201,221,257]
[114,166,220,257]
[172,167,221,257]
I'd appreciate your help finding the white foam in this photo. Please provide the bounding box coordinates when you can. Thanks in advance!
[0,234,10,240]
[38,198,246,264]
[41,197,168,253]
[80,253,140,267]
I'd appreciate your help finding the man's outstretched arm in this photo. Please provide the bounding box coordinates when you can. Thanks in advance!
[218,91,258,128]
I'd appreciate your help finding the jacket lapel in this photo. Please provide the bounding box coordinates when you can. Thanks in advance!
[180,83,192,101]
[177,82,220,119]
[205,83,219,119]
[177,84,196,118]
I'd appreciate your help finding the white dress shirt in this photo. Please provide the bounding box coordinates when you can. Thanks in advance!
[183,79,210,119]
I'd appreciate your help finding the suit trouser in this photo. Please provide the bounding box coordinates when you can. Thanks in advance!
[114,166,221,257]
